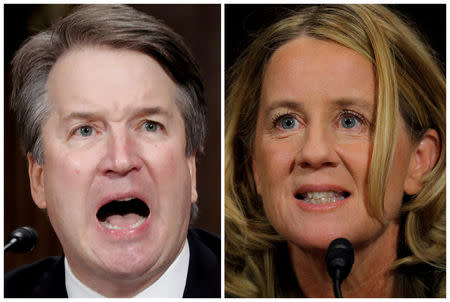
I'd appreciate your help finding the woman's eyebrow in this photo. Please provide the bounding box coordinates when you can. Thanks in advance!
[332,98,374,112]
[263,100,304,118]
[262,98,373,117]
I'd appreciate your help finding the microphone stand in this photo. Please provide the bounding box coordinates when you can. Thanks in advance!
[326,238,354,298]
[332,272,343,298]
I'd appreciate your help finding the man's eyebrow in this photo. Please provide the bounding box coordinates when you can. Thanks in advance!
[62,112,100,122]
[62,107,171,123]
[132,106,171,118]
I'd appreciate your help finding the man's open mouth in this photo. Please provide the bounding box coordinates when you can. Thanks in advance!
[295,191,350,205]
[96,197,150,230]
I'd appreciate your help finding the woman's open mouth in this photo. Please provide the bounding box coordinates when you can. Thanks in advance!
[295,191,351,205]
[96,197,150,230]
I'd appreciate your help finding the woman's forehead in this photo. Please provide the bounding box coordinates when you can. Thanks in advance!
[261,37,376,110]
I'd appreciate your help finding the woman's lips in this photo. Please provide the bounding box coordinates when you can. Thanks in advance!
[294,185,351,211]
[295,191,350,205]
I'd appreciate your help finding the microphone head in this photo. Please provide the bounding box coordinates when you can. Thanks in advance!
[326,238,354,282]
[8,226,39,253]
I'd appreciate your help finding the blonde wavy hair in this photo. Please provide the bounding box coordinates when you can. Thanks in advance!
[225,4,445,297]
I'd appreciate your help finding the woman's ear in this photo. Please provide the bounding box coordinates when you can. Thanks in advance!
[404,129,440,195]
[252,157,261,195]
[27,153,47,209]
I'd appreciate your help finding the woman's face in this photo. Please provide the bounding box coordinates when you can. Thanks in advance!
[252,37,416,250]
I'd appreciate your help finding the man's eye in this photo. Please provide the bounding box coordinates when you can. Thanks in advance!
[77,125,94,137]
[144,121,159,132]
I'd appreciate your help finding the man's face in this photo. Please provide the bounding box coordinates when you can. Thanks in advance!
[29,46,197,287]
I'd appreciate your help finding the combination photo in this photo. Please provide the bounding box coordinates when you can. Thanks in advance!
[3,3,446,299]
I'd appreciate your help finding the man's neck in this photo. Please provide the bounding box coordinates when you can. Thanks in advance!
[65,240,190,298]
[289,222,399,298]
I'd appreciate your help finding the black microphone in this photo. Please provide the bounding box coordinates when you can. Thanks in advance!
[4,226,39,253]
[326,238,354,298]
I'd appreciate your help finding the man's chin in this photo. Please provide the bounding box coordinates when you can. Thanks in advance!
[94,251,162,281]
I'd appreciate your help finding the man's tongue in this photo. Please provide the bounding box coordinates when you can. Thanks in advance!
[104,213,143,229]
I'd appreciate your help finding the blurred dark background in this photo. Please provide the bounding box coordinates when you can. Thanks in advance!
[4,4,221,273]
[225,4,446,74]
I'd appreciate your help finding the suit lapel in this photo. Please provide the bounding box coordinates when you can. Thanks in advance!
[182,228,220,298]
[32,256,68,298]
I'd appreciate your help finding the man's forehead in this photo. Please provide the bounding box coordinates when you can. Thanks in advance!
[45,46,182,120]
[47,46,177,92]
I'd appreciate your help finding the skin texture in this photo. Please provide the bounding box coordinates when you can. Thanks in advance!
[252,37,439,297]
[28,46,197,297]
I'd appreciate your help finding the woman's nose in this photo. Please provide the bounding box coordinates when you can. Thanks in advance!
[295,124,338,169]
[99,131,142,176]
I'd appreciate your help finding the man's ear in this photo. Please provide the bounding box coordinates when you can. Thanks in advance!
[27,153,47,209]
[187,153,198,204]
[404,129,440,195]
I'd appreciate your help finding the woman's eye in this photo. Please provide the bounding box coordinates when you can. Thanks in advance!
[339,114,362,129]
[278,116,299,130]
[77,125,94,137]
[281,117,296,129]
[272,113,301,131]
[144,121,159,132]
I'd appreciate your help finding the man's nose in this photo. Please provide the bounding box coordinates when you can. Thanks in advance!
[295,124,338,170]
[98,130,142,177]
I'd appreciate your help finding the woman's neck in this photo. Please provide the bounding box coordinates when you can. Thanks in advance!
[289,222,400,298]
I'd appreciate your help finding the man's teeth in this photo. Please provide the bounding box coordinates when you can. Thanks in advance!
[302,191,346,204]
[115,197,135,202]
[101,216,146,230]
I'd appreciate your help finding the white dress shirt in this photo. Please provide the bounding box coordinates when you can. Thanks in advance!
[65,241,190,298]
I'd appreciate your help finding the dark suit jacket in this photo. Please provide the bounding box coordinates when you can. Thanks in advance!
[5,228,220,298]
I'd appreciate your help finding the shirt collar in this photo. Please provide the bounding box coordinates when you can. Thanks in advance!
[65,240,190,298]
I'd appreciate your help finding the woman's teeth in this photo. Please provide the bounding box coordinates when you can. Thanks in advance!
[301,191,347,204]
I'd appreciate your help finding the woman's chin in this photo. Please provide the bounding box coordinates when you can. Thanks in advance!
[289,235,347,251]
[284,220,384,253]
[281,224,356,251]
